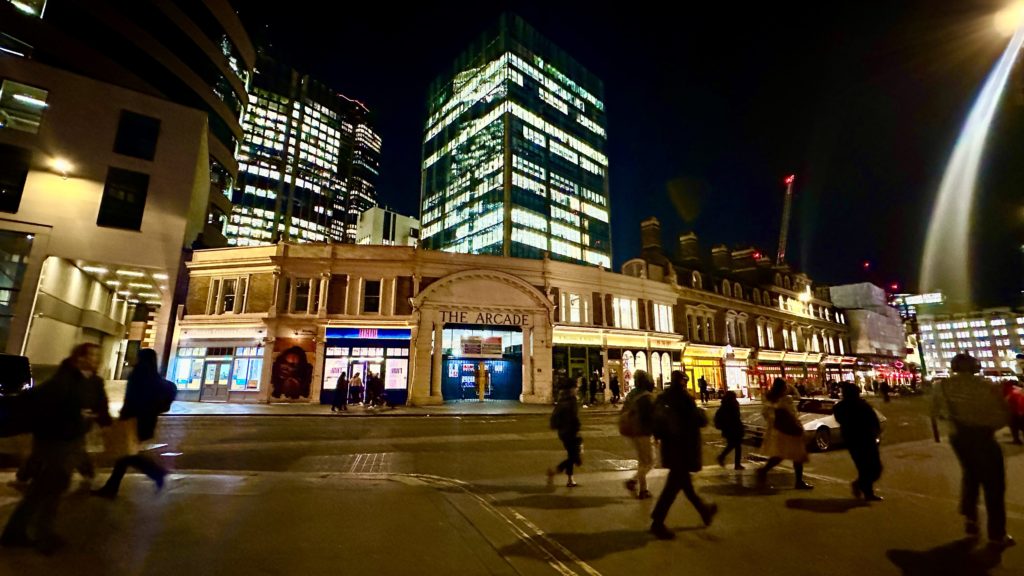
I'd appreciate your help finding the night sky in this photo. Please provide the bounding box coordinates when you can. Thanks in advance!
[237,0,1024,305]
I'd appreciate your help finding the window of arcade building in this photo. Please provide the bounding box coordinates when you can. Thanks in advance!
[441,325,523,401]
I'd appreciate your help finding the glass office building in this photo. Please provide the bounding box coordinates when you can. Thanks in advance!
[420,14,611,267]
[227,54,380,246]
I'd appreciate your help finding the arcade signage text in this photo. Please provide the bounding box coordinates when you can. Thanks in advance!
[440,309,530,326]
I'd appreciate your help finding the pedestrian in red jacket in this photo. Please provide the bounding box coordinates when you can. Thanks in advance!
[1002,381,1024,445]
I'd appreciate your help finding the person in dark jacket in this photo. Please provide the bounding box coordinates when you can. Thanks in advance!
[609,374,621,405]
[588,373,599,405]
[698,376,709,405]
[332,372,350,412]
[834,382,883,501]
[547,379,582,487]
[714,391,745,470]
[2,344,104,554]
[93,349,172,498]
[650,370,717,540]
[15,352,111,489]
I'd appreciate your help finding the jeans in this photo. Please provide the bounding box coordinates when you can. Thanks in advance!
[556,433,582,476]
[651,468,708,525]
[100,454,167,494]
[630,436,654,492]
[719,436,743,468]
[950,428,1006,540]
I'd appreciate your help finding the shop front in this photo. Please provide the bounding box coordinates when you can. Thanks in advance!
[822,355,857,383]
[170,325,268,403]
[320,327,412,406]
[683,344,725,395]
[441,325,522,401]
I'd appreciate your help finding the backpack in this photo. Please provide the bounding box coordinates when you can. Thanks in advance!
[652,399,680,440]
[617,391,650,437]
[156,379,178,414]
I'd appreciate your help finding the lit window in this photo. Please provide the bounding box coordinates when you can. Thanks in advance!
[0,80,48,134]
[613,297,638,330]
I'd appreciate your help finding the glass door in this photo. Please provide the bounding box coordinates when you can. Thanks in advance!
[200,360,231,402]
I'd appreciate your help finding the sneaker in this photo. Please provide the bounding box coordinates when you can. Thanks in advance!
[794,481,814,490]
[989,535,1016,550]
[566,479,579,488]
[700,503,719,527]
[637,489,652,500]
[624,478,637,493]
[650,523,675,540]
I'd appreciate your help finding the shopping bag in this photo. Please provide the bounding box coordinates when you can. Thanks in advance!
[102,419,139,458]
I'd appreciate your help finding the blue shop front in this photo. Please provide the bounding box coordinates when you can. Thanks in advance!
[320,327,411,406]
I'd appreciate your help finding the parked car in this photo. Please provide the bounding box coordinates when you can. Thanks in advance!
[743,397,887,451]
[0,354,33,439]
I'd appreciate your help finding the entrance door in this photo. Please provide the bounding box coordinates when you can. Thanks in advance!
[200,360,231,402]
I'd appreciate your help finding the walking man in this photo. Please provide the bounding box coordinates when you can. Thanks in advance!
[650,370,717,539]
[547,379,582,488]
[332,371,349,412]
[698,376,709,405]
[620,370,656,499]
[834,382,883,501]
[714,391,745,470]
[932,353,1014,548]
[609,373,621,405]
[2,344,105,554]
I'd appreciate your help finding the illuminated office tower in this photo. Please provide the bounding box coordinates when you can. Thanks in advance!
[420,14,610,266]
[228,53,380,245]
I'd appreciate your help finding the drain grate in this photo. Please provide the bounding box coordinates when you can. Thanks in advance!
[349,452,390,474]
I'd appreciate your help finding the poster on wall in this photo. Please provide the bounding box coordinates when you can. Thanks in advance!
[384,358,408,390]
[460,336,503,359]
[322,358,349,391]
[271,338,314,399]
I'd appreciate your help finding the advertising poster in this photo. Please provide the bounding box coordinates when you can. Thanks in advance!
[461,336,482,356]
[271,338,314,399]
[384,358,408,390]
[322,357,349,390]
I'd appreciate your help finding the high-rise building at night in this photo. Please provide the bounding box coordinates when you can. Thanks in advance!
[420,14,610,267]
[227,53,380,245]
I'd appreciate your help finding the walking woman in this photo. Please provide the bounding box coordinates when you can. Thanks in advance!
[756,378,813,490]
[547,379,582,487]
[93,349,175,498]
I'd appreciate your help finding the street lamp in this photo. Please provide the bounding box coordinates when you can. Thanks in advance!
[996,1,1024,36]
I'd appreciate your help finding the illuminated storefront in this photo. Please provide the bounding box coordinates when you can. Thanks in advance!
[320,327,411,405]
[169,325,267,403]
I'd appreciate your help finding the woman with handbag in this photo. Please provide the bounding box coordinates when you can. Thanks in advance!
[93,349,173,498]
[756,378,813,490]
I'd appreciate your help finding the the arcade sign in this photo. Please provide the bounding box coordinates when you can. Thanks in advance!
[440,309,530,326]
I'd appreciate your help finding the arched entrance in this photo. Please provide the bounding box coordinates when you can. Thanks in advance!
[409,269,553,405]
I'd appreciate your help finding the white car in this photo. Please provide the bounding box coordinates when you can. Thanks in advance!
[742,397,887,451]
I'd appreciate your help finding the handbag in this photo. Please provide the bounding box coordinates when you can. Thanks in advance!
[102,418,140,458]
[773,407,803,436]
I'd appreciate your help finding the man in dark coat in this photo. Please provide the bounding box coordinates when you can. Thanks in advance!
[698,376,709,405]
[834,383,883,501]
[547,379,582,487]
[2,344,105,554]
[609,374,621,405]
[332,372,349,412]
[650,370,717,540]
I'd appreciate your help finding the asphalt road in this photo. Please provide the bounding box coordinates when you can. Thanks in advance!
[1,395,1022,575]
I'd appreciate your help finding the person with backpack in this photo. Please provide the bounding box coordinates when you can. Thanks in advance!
[932,353,1014,548]
[649,370,717,540]
[547,378,582,488]
[714,391,745,470]
[620,370,656,499]
[93,349,176,498]
[755,377,813,490]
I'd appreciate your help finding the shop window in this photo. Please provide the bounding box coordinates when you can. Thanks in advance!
[97,168,149,230]
[363,279,381,314]
[0,80,48,134]
[114,110,161,161]
[0,144,30,214]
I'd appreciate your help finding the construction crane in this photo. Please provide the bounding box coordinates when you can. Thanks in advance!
[776,174,796,265]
